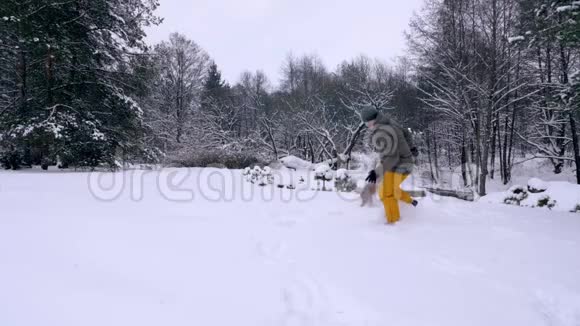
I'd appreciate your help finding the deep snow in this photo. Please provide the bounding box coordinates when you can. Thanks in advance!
[1,167,580,326]
[483,179,580,213]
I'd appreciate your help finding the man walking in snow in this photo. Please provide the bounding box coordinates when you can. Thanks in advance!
[361,106,418,224]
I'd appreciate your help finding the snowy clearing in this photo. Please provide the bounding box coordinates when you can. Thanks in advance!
[1,168,580,326]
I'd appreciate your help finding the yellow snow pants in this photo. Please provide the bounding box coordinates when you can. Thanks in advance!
[378,172,413,224]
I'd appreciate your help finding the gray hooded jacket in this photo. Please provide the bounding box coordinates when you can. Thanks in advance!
[369,114,414,176]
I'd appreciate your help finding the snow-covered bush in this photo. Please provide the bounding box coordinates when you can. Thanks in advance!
[206,163,227,169]
[170,150,262,169]
[336,168,348,180]
[315,164,333,179]
[536,195,556,209]
[279,155,312,170]
[243,167,252,181]
[335,169,357,192]
[41,157,50,170]
[56,155,68,169]
[0,148,23,170]
[484,180,579,212]
[261,166,274,185]
[528,178,548,193]
[314,164,333,191]
[251,166,262,184]
[503,185,528,206]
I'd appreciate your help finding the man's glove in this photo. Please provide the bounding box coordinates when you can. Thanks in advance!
[411,147,419,157]
[365,170,377,183]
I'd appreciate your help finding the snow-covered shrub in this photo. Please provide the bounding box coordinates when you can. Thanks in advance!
[0,148,23,170]
[261,166,274,185]
[206,163,227,169]
[170,150,262,169]
[315,164,333,179]
[508,185,527,195]
[314,164,333,191]
[336,168,348,180]
[536,195,556,209]
[41,157,50,170]
[221,152,263,169]
[528,178,548,193]
[484,180,580,213]
[335,169,357,192]
[503,185,528,206]
[251,166,262,184]
[279,155,312,170]
[243,167,252,181]
[268,161,283,169]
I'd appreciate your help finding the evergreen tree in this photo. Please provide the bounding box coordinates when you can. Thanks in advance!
[202,62,228,104]
[0,0,161,169]
[552,0,580,183]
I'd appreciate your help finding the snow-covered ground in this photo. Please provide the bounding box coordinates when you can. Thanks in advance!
[483,179,580,213]
[1,167,580,326]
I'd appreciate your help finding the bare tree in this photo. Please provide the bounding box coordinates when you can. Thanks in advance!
[154,33,209,148]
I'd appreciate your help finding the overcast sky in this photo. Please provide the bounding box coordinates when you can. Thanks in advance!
[146,0,424,86]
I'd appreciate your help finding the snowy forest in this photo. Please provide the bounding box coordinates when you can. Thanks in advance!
[1,0,580,196]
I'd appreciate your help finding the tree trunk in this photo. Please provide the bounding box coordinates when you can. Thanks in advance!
[479,0,498,197]
[501,114,509,184]
[308,138,315,163]
[570,111,580,184]
[342,122,365,163]
[433,133,440,180]
[447,142,453,168]
[506,108,516,184]
[490,113,498,179]
[46,46,54,106]
[461,132,468,187]
[427,130,436,182]
[18,50,27,112]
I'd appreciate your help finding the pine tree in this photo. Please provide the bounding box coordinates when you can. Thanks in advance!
[0,0,161,169]
[552,0,580,183]
[202,62,228,104]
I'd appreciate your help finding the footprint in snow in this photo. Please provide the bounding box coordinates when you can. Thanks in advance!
[277,219,298,228]
[534,289,580,326]
[255,240,287,264]
[254,240,350,325]
[430,256,485,276]
[280,273,332,326]
[268,210,298,228]
[491,226,525,239]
